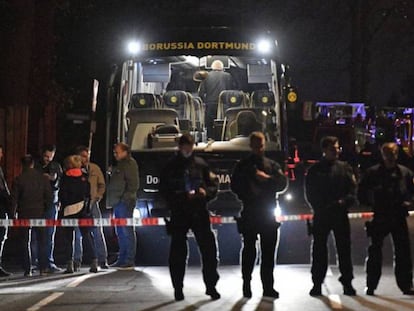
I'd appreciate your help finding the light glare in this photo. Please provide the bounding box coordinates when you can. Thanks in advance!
[257,40,271,53]
[128,41,140,54]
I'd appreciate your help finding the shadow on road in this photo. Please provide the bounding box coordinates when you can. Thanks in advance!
[351,296,398,311]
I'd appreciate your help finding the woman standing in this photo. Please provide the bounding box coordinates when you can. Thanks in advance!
[60,155,97,273]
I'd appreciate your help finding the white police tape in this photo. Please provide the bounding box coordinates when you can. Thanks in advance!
[1,211,414,227]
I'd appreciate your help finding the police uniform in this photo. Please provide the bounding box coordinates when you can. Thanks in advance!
[305,158,357,292]
[231,153,287,296]
[358,163,414,293]
[160,152,219,298]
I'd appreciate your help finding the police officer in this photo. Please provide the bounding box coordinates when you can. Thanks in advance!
[231,131,288,299]
[358,142,414,296]
[305,136,357,296]
[159,133,220,301]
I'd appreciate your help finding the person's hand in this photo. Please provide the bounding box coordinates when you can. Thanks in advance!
[44,173,57,181]
[198,187,206,197]
[256,169,270,181]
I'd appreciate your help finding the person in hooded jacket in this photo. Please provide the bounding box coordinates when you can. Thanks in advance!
[59,155,97,273]
[159,133,220,301]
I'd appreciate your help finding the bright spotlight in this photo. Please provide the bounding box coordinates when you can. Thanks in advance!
[257,39,271,53]
[285,193,293,201]
[127,41,141,55]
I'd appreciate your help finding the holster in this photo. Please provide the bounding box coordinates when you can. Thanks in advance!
[365,220,373,237]
[164,217,172,235]
[235,217,244,234]
[306,219,313,236]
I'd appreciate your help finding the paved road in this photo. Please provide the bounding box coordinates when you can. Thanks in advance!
[1,265,413,311]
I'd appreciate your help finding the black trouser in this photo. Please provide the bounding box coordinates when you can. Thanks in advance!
[62,211,97,262]
[20,227,47,273]
[241,222,279,291]
[366,216,413,291]
[311,212,354,286]
[205,103,218,139]
[168,208,219,291]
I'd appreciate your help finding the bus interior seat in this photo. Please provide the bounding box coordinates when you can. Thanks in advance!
[129,93,158,109]
[163,90,192,131]
[217,90,249,120]
[227,110,262,139]
[250,90,275,108]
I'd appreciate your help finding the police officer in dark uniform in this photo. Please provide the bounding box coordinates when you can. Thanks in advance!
[159,133,220,301]
[231,131,288,299]
[358,142,414,296]
[305,136,357,296]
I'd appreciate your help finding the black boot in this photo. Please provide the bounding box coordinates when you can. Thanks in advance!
[243,281,252,298]
[174,288,184,301]
[206,287,221,300]
[309,283,322,296]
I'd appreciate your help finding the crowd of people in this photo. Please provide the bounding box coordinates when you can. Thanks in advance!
[0,130,414,302]
[0,142,138,277]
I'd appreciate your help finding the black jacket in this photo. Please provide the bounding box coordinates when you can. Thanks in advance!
[198,70,234,103]
[12,168,52,219]
[159,153,218,212]
[35,160,63,203]
[231,154,287,207]
[358,163,414,218]
[305,158,357,214]
[59,169,90,217]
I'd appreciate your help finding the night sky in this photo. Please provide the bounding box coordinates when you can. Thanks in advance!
[51,0,414,108]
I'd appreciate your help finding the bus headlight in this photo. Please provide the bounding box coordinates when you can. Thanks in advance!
[127,40,141,55]
[257,39,272,54]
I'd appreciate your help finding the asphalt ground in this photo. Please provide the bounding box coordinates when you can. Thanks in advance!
[1,265,414,311]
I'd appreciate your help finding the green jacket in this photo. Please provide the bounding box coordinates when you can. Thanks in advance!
[107,156,139,207]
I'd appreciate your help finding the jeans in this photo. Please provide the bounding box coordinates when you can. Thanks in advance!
[44,203,58,266]
[20,227,47,273]
[113,201,136,265]
[74,201,108,263]
[0,210,7,265]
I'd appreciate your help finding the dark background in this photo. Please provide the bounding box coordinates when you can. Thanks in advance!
[0,0,413,172]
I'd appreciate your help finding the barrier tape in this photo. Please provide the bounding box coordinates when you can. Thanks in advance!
[1,211,414,227]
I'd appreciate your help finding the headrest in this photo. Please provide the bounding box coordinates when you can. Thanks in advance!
[163,90,188,108]
[219,90,246,107]
[251,90,275,107]
[130,93,157,109]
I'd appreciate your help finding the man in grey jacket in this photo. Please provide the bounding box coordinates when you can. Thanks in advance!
[107,143,139,269]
